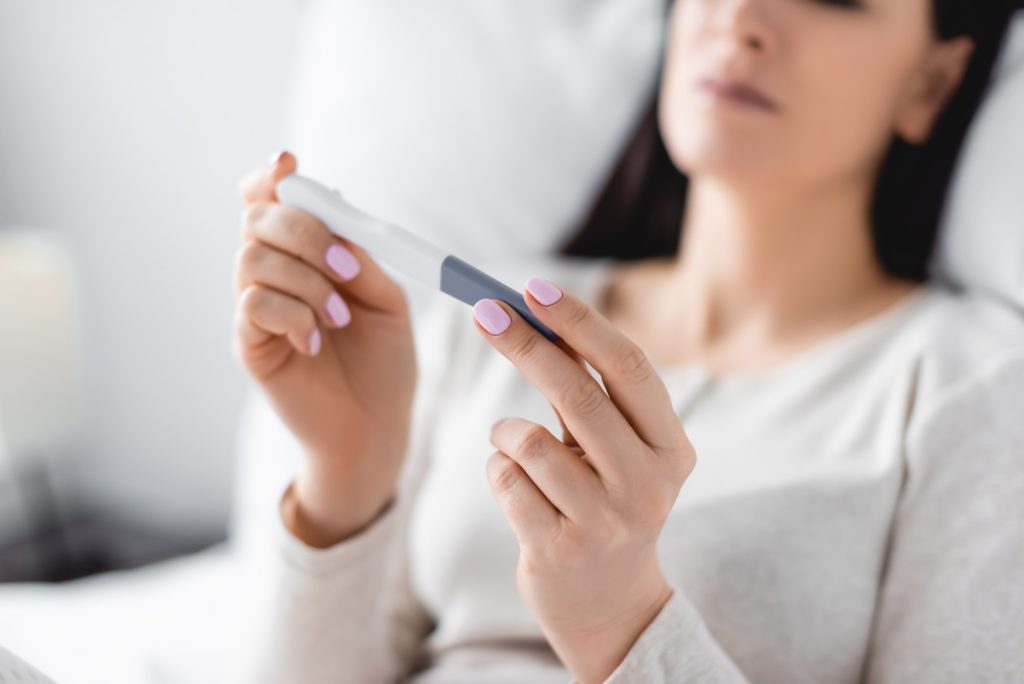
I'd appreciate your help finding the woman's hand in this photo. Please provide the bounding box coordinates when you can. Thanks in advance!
[233,152,417,547]
[472,277,696,683]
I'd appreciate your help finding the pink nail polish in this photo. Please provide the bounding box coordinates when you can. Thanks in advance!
[326,244,360,280]
[309,328,321,356]
[326,292,351,327]
[525,277,563,306]
[473,299,512,335]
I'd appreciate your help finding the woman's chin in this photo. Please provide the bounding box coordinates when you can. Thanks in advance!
[671,139,783,186]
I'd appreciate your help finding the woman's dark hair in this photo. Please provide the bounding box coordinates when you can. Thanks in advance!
[559,1,1023,281]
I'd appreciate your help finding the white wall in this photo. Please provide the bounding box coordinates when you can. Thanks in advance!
[0,0,298,537]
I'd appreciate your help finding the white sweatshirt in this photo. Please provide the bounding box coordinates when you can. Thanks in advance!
[230,256,1024,684]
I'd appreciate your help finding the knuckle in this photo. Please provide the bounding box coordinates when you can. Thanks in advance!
[297,299,315,325]
[560,380,605,420]
[612,339,654,384]
[489,453,522,495]
[302,264,328,297]
[233,246,248,284]
[564,299,591,328]
[233,244,247,271]
[682,440,698,468]
[514,425,552,464]
[289,213,324,257]
[240,285,272,318]
[670,441,698,481]
[631,483,674,530]
[241,202,269,236]
[236,241,265,274]
[509,330,543,365]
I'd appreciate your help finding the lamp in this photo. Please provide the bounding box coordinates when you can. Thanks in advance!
[0,228,87,577]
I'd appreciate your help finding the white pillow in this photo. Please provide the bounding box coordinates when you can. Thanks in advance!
[933,11,1024,310]
[282,0,666,313]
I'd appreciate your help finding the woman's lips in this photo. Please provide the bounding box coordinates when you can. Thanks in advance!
[697,77,779,112]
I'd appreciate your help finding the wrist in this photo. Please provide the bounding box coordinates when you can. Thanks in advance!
[552,578,673,684]
[283,466,396,548]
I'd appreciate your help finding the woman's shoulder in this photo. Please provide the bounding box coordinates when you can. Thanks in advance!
[899,284,1024,434]
[909,285,1024,389]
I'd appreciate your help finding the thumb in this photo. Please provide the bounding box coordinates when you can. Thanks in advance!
[238,150,298,205]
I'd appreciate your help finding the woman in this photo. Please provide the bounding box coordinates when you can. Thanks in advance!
[231,0,1024,682]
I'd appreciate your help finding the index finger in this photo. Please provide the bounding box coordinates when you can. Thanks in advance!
[472,298,646,488]
[237,150,298,205]
[522,277,689,456]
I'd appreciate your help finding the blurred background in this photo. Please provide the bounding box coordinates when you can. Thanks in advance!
[0,0,300,579]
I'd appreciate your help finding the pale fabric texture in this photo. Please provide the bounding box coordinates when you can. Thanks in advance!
[233,256,1024,684]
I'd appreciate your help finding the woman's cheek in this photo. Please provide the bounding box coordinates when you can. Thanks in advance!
[791,40,914,184]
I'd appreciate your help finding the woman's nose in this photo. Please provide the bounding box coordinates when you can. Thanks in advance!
[710,0,777,55]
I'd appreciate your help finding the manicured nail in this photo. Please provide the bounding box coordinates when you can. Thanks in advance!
[326,244,360,280]
[309,328,321,356]
[474,299,512,335]
[326,292,351,327]
[525,277,563,306]
[267,150,288,167]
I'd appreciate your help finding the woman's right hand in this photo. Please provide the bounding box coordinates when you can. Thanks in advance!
[233,152,418,546]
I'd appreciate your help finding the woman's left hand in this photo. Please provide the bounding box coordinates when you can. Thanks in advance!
[471,276,697,684]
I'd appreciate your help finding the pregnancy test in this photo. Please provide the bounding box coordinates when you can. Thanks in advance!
[275,174,559,341]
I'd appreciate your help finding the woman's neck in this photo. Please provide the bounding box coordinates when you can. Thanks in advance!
[608,174,917,370]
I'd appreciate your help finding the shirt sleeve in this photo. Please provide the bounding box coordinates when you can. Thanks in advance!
[597,585,751,683]
[863,351,1024,683]
[229,295,467,684]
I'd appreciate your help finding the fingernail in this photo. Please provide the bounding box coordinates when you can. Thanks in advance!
[474,299,512,335]
[326,292,351,327]
[267,150,288,167]
[326,244,360,280]
[309,328,321,356]
[525,277,563,306]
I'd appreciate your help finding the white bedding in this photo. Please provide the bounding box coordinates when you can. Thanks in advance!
[0,544,249,683]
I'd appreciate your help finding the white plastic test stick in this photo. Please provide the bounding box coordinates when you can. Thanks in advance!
[275,174,558,341]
